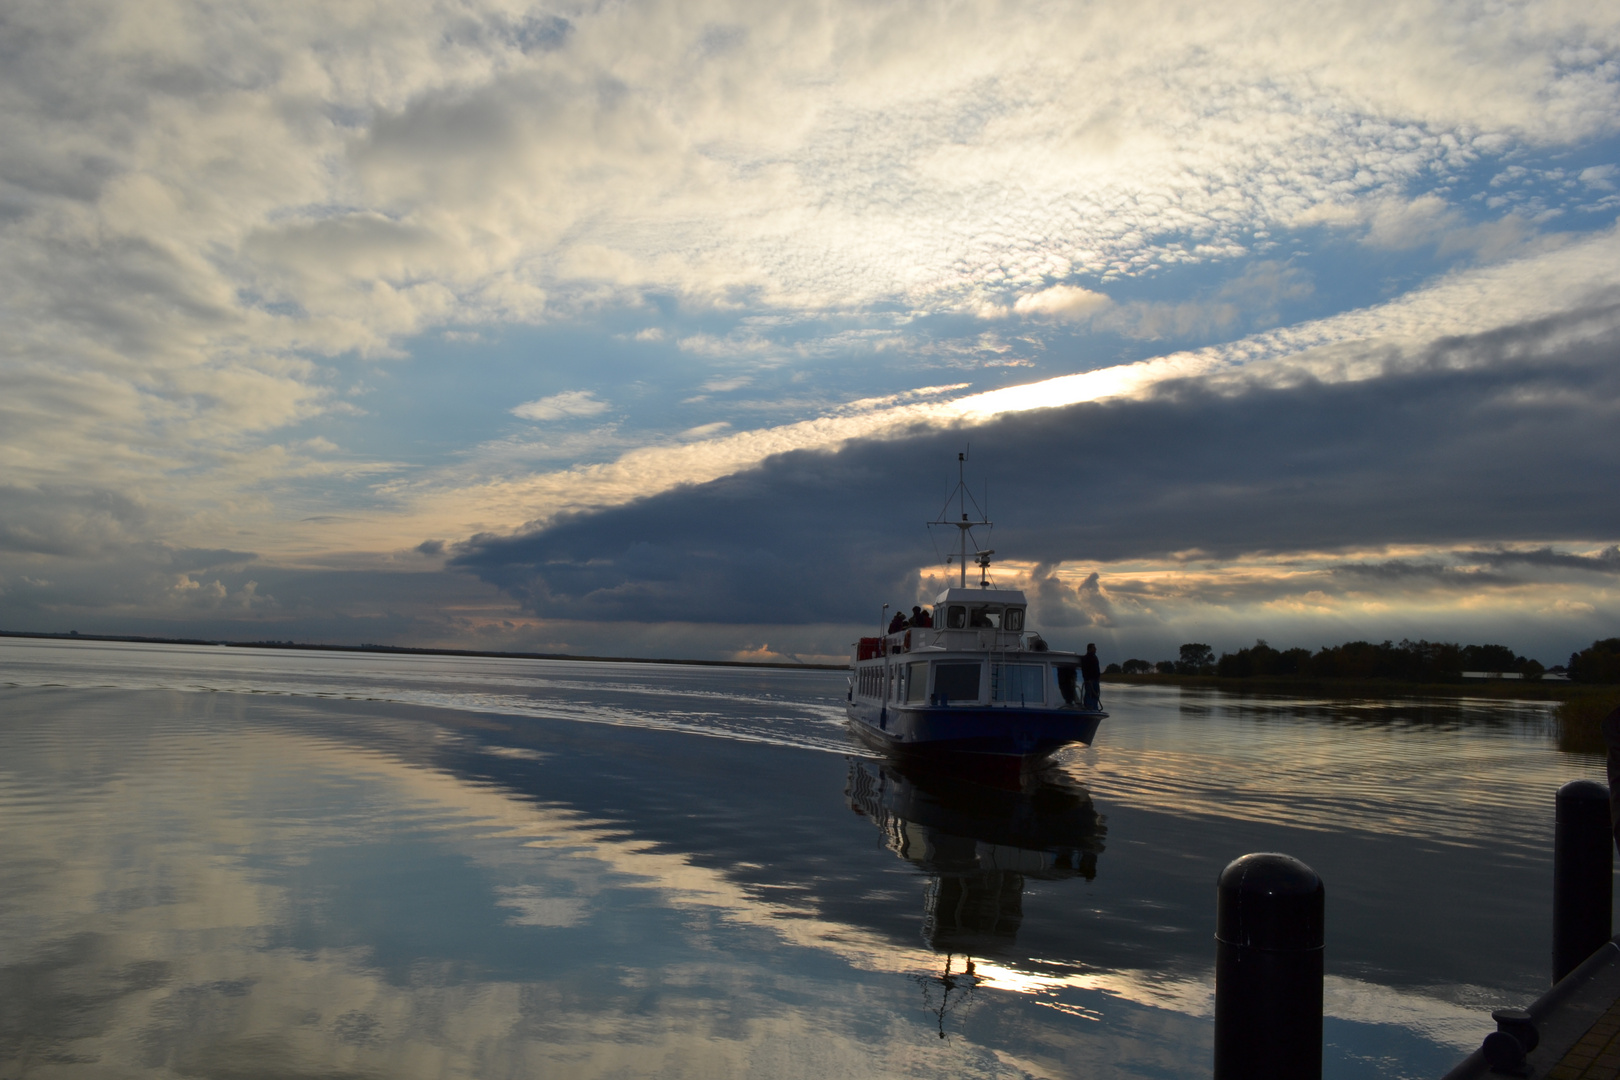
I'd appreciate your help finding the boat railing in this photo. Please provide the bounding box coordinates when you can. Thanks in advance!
[874,628,1056,654]
[859,628,1074,658]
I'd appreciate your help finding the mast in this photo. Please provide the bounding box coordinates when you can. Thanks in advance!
[929,451,992,589]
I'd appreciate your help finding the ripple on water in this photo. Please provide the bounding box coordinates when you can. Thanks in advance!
[1061,684,1585,854]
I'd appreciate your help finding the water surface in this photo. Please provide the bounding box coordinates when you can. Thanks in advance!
[0,639,1606,1078]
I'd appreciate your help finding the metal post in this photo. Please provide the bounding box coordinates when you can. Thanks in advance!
[1214,853,1324,1080]
[1553,779,1612,984]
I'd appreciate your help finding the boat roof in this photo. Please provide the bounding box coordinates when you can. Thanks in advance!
[932,587,1028,605]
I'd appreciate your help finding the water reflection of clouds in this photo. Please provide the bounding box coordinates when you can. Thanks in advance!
[2,667,1598,1077]
[0,693,993,1077]
[6,687,1218,1078]
[494,886,591,927]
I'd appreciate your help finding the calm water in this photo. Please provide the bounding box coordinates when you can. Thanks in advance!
[0,638,1607,1078]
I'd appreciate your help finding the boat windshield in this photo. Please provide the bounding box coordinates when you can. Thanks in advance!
[991,663,1045,703]
[944,604,1026,630]
[967,605,1003,628]
[933,662,982,703]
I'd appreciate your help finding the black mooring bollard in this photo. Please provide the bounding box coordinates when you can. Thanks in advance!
[1214,853,1324,1080]
[1553,778,1612,984]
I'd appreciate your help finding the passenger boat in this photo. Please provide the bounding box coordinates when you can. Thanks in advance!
[846,456,1107,768]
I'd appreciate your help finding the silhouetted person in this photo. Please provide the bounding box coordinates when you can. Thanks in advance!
[1604,706,1620,854]
[1079,644,1101,710]
[910,605,932,628]
[888,610,908,634]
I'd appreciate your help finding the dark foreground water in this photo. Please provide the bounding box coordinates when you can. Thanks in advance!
[0,638,1608,1079]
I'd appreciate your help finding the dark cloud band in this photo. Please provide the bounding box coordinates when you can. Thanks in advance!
[453,312,1620,625]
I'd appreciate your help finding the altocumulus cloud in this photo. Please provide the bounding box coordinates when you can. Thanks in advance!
[512,391,610,422]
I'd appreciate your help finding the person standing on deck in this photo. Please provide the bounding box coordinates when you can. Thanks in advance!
[1079,643,1102,710]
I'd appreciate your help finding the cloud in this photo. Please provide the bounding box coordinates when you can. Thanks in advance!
[5,0,1617,506]
[1086,262,1314,341]
[368,231,1620,566]
[511,391,610,422]
[1031,566,1118,629]
[680,421,731,439]
[168,548,259,572]
[1013,285,1111,321]
[1460,545,1620,574]
[453,305,1620,632]
[3,0,1619,658]
[0,485,152,557]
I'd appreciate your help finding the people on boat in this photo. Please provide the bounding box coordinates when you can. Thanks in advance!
[1080,643,1102,710]
[909,605,932,628]
[888,610,908,634]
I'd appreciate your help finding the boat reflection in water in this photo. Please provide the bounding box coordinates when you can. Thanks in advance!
[844,756,1107,1035]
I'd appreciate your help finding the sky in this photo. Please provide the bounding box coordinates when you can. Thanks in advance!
[2,0,1619,665]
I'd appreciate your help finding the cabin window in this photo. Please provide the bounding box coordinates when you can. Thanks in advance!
[991,663,1045,704]
[945,605,967,629]
[861,668,880,698]
[934,662,982,703]
[1005,607,1025,631]
[968,605,1004,629]
[907,661,928,702]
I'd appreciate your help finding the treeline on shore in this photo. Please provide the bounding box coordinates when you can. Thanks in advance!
[1106,636,1620,684]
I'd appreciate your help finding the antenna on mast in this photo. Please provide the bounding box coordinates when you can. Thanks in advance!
[928,450,992,589]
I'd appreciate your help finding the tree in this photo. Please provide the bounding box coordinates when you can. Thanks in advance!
[1570,639,1620,683]
[1279,648,1312,675]
[1121,658,1153,674]
[1176,643,1215,675]
[1104,663,1122,675]
[1155,660,1175,674]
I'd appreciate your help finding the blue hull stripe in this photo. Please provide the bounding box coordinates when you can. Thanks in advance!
[847,702,1103,759]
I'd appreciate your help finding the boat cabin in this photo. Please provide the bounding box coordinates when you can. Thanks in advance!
[843,453,1105,753]
[850,586,1081,709]
[931,587,1027,632]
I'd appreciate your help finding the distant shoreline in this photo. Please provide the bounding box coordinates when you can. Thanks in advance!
[0,629,847,672]
[4,630,1614,700]
[1103,670,1614,704]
